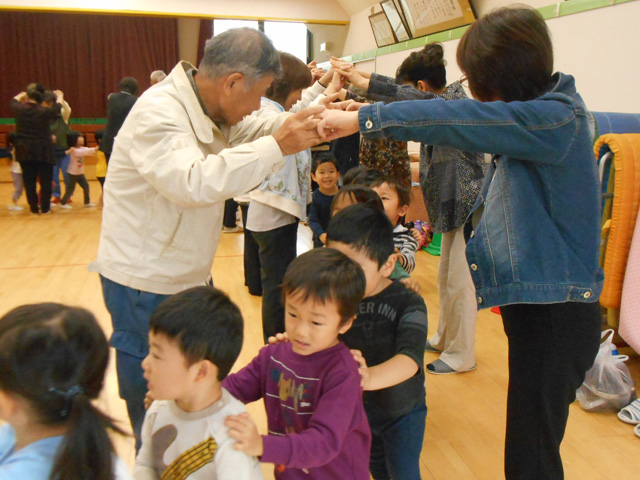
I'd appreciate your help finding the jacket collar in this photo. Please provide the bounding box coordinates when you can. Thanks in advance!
[169,61,217,144]
[548,72,576,97]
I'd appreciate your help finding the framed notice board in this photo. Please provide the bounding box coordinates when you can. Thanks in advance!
[369,11,397,47]
[398,0,476,38]
[380,0,412,41]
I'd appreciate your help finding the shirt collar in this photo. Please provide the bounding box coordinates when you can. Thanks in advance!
[186,68,211,118]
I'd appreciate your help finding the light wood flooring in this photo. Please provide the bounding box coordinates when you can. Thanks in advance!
[1,181,639,479]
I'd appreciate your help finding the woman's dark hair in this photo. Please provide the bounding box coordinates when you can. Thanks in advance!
[282,248,366,326]
[457,6,553,102]
[119,76,139,95]
[25,83,45,103]
[42,90,57,105]
[396,43,446,90]
[0,303,125,480]
[266,52,313,108]
[330,184,384,215]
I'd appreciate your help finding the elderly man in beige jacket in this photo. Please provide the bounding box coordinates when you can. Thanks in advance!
[90,27,326,443]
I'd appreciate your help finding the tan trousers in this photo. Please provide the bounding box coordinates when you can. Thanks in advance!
[429,225,478,371]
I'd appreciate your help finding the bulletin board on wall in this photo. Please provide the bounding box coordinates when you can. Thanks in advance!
[397,0,476,38]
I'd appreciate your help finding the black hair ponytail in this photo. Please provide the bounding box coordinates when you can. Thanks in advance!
[51,395,126,480]
[0,303,127,480]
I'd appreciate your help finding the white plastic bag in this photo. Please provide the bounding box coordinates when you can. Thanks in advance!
[576,329,637,412]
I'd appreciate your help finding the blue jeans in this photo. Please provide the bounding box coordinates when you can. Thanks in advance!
[100,276,170,446]
[366,398,427,480]
[52,154,70,198]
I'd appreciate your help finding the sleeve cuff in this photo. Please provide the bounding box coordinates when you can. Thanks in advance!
[358,103,384,138]
[309,82,326,96]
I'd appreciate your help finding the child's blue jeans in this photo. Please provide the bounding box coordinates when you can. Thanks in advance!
[366,398,427,480]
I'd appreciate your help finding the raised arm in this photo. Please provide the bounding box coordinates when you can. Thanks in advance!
[357,97,579,164]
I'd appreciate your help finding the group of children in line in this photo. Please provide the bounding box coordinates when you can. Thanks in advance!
[0,200,427,479]
[309,152,424,293]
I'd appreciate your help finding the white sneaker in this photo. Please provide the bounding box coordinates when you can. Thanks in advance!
[222,226,243,233]
[59,204,72,210]
[84,203,97,208]
[8,205,23,211]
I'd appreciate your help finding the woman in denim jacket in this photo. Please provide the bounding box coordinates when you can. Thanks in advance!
[320,7,603,479]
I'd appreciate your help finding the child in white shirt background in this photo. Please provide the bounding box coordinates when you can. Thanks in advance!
[60,132,96,208]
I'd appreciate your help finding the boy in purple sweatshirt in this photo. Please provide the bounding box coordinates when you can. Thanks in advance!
[223,248,371,479]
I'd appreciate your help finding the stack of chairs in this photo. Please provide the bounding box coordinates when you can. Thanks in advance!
[592,112,640,354]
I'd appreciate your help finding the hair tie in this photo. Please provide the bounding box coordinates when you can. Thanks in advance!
[49,385,84,417]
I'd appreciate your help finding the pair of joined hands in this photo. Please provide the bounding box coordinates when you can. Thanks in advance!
[274,56,371,155]
[272,100,363,155]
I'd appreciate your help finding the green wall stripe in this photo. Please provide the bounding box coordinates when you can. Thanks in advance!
[560,0,611,15]
[406,37,427,49]
[449,25,469,40]
[427,31,450,43]
[538,5,558,19]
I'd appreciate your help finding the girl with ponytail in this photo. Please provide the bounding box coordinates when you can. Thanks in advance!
[0,303,132,479]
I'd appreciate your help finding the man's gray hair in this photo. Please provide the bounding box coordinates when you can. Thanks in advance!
[150,70,167,84]
[199,28,282,86]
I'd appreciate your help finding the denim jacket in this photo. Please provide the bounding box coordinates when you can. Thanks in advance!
[358,73,604,309]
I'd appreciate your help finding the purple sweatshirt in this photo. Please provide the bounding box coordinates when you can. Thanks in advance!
[223,342,371,479]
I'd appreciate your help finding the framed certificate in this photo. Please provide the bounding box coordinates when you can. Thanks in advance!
[398,0,476,38]
[380,0,412,41]
[368,11,397,47]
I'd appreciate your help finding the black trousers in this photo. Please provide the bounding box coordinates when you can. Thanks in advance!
[500,301,601,480]
[240,204,262,296]
[253,221,299,343]
[20,162,53,214]
[223,198,239,228]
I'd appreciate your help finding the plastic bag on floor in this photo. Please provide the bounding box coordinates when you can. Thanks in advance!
[576,329,637,412]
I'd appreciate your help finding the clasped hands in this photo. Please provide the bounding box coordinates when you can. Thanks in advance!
[272,101,363,153]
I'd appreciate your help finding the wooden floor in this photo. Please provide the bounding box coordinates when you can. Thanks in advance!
[1,180,639,479]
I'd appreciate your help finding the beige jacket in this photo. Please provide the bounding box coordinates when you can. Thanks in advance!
[91,62,288,294]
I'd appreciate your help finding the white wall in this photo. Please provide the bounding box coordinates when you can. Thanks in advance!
[0,0,349,22]
[341,1,640,113]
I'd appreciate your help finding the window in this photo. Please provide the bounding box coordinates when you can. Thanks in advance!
[263,22,308,63]
[213,19,309,63]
